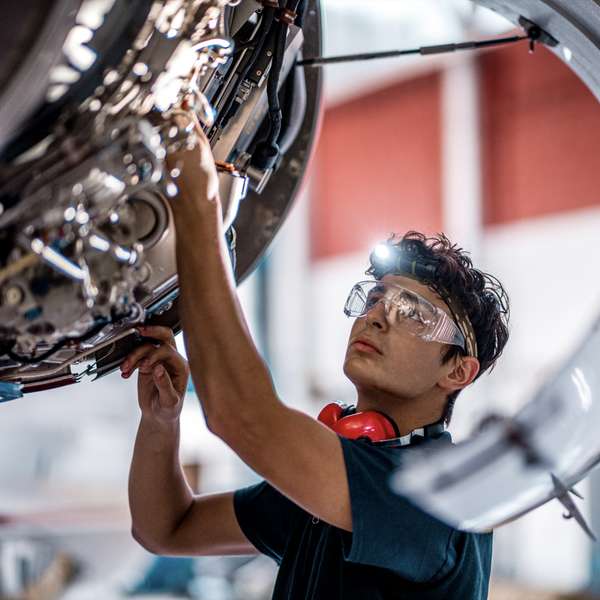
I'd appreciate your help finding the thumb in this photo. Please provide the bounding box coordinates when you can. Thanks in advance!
[152,364,179,407]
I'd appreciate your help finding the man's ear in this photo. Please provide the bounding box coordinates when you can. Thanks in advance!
[438,356,480,393]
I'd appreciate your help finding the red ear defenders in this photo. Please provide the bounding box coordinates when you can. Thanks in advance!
[317,403,400,443]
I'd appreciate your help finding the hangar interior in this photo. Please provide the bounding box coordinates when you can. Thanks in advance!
[1,0,600,599]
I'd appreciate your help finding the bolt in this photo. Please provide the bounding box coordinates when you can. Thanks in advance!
[288,158,302,176]
[4,286,24,307]
[155,301,173,316]
[135,263,152,283]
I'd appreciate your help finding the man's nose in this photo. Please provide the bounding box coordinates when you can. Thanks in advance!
[365,300,388,331]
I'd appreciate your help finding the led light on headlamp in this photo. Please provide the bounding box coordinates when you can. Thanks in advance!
[372,243,391,262]
[368,242,438,282]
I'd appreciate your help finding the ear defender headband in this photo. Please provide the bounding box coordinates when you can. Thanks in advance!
[317,403,445,445]
[369,242,478,358]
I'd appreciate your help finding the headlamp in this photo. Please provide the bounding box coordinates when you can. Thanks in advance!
[368,242,438,282]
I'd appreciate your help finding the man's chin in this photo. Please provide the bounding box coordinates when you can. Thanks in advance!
[343,357,380,387]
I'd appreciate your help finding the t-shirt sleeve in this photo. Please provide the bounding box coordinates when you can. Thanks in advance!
[340,436,456,583]
[233,480,303,564]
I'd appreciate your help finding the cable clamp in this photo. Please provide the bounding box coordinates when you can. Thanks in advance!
[518,15,559,53]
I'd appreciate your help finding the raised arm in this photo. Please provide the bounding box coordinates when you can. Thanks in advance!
[164,120,354,532]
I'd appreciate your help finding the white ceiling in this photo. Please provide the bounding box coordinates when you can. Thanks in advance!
[320,0,513,105]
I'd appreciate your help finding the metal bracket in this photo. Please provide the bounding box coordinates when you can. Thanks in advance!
[551,473,596,541]
[519,16,559,53]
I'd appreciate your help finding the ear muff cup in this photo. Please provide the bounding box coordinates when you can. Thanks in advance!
[317,403,399,442]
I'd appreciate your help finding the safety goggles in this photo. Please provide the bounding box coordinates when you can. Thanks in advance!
[344,280,466,350]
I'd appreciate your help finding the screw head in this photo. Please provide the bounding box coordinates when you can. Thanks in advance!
[4,286,24,306]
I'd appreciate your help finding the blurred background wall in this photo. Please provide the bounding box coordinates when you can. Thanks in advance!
[2,1,600,599]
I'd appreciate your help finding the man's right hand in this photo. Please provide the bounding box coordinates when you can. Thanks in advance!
[120,325,190,425]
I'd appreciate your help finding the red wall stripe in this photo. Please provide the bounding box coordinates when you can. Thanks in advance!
[310,73,442,260]
[481,43,600,225]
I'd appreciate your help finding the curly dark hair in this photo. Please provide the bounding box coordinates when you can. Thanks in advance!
[367,231,510,425]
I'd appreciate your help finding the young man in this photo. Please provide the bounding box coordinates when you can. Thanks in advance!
[124,122,510,599]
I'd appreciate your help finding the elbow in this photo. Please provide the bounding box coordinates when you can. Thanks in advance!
[201,368,277,437]
[202,401,226,438]
[205,408,264,450]
[201,391,251,442]
[205,411,236,443]
[207,404,285,458]
[131,526,165,555]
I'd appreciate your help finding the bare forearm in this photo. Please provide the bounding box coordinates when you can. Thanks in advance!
[128,418,193,551]
[172,201,278,427]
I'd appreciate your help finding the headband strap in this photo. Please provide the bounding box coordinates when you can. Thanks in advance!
[442,293,478,359]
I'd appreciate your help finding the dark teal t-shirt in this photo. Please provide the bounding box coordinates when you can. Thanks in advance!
[233,433,492,599]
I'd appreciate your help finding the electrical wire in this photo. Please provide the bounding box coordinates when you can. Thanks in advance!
[217,4,277,131]
[296,33,530,67]
[6,318,111,365]
[254,0,303,169]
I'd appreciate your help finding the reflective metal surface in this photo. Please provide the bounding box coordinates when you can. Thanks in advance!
[0,0,323,390]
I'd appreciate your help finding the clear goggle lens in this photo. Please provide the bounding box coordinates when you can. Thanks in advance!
[344,280,465,350]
